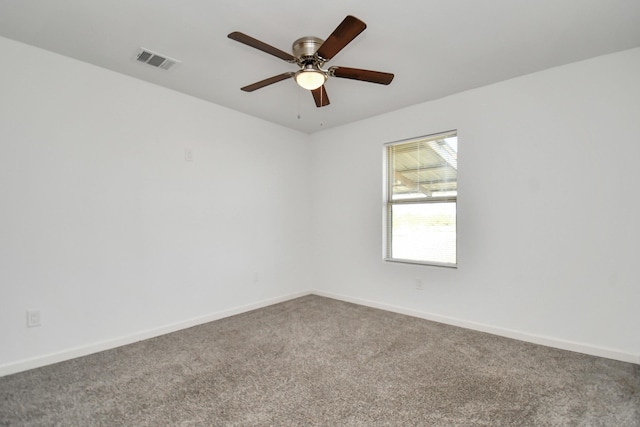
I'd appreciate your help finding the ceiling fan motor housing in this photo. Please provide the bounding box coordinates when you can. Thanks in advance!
[292,37,324,64]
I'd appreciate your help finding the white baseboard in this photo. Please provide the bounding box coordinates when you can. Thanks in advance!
[312,290,640,365]
[3,289,637,377]
[0,290,311,377]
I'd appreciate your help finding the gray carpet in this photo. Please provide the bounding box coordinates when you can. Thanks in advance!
[1,295,639,426]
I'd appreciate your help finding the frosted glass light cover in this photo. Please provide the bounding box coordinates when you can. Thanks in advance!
[295,70,326,90]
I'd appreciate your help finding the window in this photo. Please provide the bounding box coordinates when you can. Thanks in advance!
[385,131,458,267]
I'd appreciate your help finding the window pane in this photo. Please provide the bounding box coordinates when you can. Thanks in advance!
[390,135,457,201]
[390,202,456,264]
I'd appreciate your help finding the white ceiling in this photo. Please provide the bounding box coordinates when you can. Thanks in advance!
[1,0,640,134]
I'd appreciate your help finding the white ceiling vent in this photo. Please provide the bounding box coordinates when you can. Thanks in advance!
[135,48,180,70]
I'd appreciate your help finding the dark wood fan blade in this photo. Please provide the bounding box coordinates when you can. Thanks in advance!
[241,73,293,92]
[311,85,330,107]
[228,32,296,62]
[331,67,394,85]
[316,15,367,61]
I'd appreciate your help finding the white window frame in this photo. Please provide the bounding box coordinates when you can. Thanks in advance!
[383,131,458,268]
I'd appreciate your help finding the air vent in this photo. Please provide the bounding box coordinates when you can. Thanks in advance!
[135,48,180,70]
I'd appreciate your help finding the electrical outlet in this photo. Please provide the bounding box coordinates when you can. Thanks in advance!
[415,279,424,290]
[185,148,193,162]
[27,310,41,327]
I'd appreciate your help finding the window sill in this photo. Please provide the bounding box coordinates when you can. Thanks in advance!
[384,258,457,269]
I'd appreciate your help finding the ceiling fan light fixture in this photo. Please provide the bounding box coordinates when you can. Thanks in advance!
[295,66,326,90]
[229,15,393,108]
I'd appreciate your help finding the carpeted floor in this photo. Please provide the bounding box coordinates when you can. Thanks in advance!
[1,295,639,426]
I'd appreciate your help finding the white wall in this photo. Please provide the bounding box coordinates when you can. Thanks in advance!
[310,48,640,363]
[0,37,311,374]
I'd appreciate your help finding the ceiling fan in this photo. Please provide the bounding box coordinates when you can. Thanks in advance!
[228,15,394,107]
